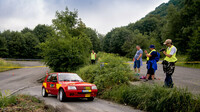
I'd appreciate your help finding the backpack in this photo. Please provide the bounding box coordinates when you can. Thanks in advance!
[155,52,160,62]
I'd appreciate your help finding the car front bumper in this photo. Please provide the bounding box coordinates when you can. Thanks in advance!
[65,90,98,98]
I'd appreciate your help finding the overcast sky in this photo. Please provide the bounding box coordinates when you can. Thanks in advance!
[0,0,169,34]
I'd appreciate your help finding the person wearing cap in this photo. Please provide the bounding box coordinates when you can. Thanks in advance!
[162,39,177,88]
[144,45,158,82]
[133,45,143,76]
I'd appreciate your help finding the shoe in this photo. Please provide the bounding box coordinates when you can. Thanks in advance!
[144,79,148,82]
[137,73,140,76]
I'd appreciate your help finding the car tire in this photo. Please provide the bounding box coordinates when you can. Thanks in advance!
[58,88,66,102]
[87,97,94,101]
[42,87,48,97]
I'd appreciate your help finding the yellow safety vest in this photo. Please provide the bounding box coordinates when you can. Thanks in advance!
[91,53,96,60]
[147,49,156,61]
[164,45,177,62]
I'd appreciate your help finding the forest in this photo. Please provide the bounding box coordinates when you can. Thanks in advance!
[0,0,199,71]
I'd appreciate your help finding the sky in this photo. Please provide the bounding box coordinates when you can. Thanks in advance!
[0,0,169,34]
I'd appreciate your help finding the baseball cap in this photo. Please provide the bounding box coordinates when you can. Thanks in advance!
[163,39,172,45]
[149,45,155,48]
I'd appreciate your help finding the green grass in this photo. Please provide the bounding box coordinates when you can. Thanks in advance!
[0,59,21,72]
[176,55,200,69]
[102,84,200,112]
[0,91,56,112]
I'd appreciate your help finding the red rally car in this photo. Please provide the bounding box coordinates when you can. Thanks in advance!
[42,73,98,102]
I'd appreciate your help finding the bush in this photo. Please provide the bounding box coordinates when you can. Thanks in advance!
[77,52,135,94]
[102,84,200,112]
[0,91,17,108]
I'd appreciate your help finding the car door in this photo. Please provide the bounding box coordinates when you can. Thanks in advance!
[48,74,58,95]
[46,75,52,93]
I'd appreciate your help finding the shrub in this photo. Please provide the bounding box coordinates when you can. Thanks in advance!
[0,90,17,108]
[102,84,200,112]
[77,52,135,94]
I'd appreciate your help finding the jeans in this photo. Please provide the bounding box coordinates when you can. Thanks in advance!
[162,60,175,88]
[164,74,173,88]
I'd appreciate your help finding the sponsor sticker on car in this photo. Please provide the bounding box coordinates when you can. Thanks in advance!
[82,90,91,93]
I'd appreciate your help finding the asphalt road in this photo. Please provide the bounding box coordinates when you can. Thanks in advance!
[131,61,200,94]
[0,61,141,112]
[0,61,49,94]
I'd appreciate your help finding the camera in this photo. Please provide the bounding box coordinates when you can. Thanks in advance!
[159,48,165,52]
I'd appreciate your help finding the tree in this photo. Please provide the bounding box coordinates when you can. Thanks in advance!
[33,24,53,43]
[23,32,40,58]
[122,30,149,58]
[0,36,8,57]
[187,27,200,61]
[103,27,133,56]
[39,7,92,72]
[21,27,33,34]
[6,32,26,58]
[84,28,100,52]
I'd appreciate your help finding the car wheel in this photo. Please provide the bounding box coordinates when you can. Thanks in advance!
[87,97,94,101]
[58,88,66,102]
[42,87,48,97]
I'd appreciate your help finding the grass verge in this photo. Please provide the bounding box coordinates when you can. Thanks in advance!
[0,92,56,112]
[77,52,200,112]
[176,55,200,69]
[102,84,200,112]
[0,59,21,72]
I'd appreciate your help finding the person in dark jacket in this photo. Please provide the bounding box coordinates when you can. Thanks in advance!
[144,45,158,82]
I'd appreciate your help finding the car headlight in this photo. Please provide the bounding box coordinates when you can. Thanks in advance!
[92,86,97,90]
[68,86,77,90]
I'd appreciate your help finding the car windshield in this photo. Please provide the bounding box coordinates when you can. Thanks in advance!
[58,73,83,82]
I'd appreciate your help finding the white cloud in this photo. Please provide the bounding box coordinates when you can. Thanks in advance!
[0,0,169,34]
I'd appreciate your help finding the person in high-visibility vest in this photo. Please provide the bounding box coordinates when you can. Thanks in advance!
[91,50,96,64]
[144,45,158,82]
[162,39,177,88]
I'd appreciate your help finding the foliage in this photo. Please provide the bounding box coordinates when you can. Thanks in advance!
[0,90,17,108]
[0,26,50,59]
[33,24,53,43]
[103,27,134,56]
[39,8,92,72]
[76,52,135,94]
[147,0,184,17]
[187,27,200,61]
[84,28,101,52]
[102,84,200,112]
[0,36,8,57]
[103,0,200,61]
[0,93,56,112]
